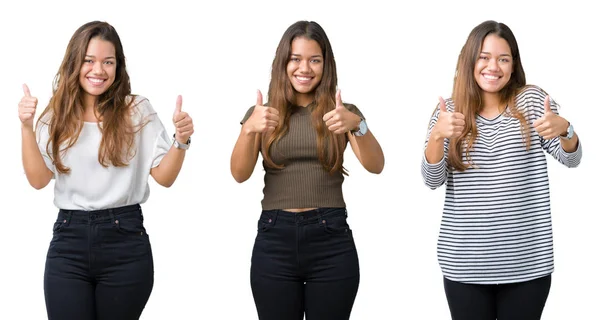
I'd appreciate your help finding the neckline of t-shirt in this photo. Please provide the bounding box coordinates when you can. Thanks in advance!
[476,105,509,123]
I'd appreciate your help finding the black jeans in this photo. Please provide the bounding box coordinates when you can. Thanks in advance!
[444,275,552,320]
[250,207,360,320]
[44,204,154,320]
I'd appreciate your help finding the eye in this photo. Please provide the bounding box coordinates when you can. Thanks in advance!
[290,57,300,62]
[104,61,114,65]
[310,59,321,63]
[500,58,511,63]
[479,56,489,60]
[84,59,94,64]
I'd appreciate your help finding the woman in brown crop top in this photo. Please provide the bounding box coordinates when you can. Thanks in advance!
[230,20,384,320]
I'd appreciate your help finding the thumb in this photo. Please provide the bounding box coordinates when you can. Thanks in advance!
[174,95,182,116]
[335,89,343,108]
[544,95,553,114]
[256,90,263,107]
[438,97,447,113]
[23,83,32,97]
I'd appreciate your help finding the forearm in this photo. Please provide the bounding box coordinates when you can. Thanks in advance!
[424,131,445,164]
[353,131,384,174]
[21,126,52,189]
[230,129,260,183]
[150,146,186,187]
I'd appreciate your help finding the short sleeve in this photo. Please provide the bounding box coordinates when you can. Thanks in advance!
[344,103,365,120]
[240,106,255,125]
[35,116,56,177]
[132,96,172,168]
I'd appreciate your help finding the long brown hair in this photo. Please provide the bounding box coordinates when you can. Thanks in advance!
[36,21,136,174]
[449,20,530,171]
[263,21,347,175]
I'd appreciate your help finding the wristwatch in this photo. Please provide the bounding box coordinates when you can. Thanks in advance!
[560,122,574,140]
[173,134,191,150]
[351,119,368,137]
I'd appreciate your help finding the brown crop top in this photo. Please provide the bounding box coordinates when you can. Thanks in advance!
[241,103,364,210]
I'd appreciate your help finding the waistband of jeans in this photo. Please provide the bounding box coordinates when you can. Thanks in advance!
[261,207,346,224]
[57,204,141,223]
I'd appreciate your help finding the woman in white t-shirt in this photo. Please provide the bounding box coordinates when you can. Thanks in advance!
[17,21,193,320]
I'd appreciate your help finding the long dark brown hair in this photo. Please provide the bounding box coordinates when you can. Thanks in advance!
[449,20,530,171]
[36,21,136,174]
[263,20,347,175]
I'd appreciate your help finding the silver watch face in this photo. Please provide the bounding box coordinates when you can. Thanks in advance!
[567,124,574,139]
[174,139,190,150]
[354,120,367,136]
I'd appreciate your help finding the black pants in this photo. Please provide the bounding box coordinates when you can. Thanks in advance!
[250,208,360,320]
[444,275,551,320]
[44,204,154,320]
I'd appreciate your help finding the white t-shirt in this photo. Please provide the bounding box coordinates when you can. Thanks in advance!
[36,95,172,210]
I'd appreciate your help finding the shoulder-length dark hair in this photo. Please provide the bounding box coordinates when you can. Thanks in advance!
[37,20,136,174]
[264,20,347,175]
[450,20,530,171]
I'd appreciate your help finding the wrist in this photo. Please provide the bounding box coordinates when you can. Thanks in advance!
[21,123,34,134]
[173,134,191,150]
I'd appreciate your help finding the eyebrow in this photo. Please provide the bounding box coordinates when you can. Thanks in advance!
[85,55,116,60]
[290,53,323,58]
[480,51,512,57]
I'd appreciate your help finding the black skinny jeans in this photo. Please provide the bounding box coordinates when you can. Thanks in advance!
[44,204,154,320]
[444,275,552,320]
[251,207,360,320]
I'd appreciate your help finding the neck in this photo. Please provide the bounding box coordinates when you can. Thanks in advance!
[82,93,100,122]
[481,91,503,113]
[294,92,314,107]
[82,93,98,112]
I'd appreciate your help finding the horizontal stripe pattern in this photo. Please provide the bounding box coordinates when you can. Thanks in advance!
[422,86,582,284]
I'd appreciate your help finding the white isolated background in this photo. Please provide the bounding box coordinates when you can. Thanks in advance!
[1,0,598,319]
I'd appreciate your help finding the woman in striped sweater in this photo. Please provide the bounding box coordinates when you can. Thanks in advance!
[422,20,582,320]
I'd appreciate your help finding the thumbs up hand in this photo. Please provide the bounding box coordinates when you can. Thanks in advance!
[431,97,465,141]
[172,95,194,144]
[533,95,569,140]
[18,84,38,128]
[323,90,361,135]
[243,90,280,134]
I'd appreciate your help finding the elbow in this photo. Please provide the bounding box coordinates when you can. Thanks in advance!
[161,181,175,188]
[231,171,249,183]
[30,182,46,190]
[26,175,50,190]
[367,162,384,174]
[230,164,251,183]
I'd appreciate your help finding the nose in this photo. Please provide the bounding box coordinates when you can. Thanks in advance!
[92,61,104,74]
[299,59,310,73]
[487,58,499,71]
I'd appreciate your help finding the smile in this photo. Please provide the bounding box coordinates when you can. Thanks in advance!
[294,75,313,84]
[87,77,106,86]
[482,74,500,80]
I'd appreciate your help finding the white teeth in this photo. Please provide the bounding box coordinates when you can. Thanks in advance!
[88,78,104,84]
[483,74,499,80]
[296,76,311,81]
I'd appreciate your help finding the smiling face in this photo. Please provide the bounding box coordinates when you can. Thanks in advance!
[286,37,324,106]
[474,34,514,97]
[79,37,117,107]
